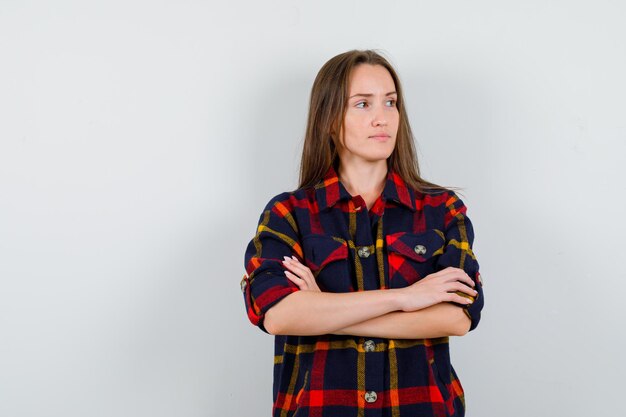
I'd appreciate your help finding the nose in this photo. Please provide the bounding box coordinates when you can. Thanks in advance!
[372,105,387,127]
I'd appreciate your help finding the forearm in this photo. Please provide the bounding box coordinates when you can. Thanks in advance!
[333,302,472,339]
[264,288,404,336]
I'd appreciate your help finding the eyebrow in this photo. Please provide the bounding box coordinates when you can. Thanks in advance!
[349,91,397,99]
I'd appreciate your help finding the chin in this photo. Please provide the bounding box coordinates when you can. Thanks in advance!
[343,143,395,163]
[362,152,394,163]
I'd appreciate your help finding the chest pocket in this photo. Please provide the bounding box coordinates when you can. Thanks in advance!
[386,229,445,287]
[302,234,351,293]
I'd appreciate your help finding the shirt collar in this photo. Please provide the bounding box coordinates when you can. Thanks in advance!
[314,164,416,212]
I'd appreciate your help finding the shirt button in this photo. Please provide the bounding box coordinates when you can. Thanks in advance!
[240,278,247,292]
[357,246,371,258]
[363,340,375,352]
[364,391,378,403]
[413,244,427,255]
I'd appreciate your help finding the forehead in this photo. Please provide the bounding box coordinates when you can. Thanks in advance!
[348,64,396,92]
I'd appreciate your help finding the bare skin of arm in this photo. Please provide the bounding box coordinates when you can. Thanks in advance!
[264,288,408,336]
[333,303,471,339]
[262,257,475,337]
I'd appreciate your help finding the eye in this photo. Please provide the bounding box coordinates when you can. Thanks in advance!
[355,101,368,109]
[386,99,397,107]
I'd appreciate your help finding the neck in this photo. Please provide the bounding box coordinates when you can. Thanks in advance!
[337,160,388,198]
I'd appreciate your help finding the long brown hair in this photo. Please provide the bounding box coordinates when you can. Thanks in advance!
[298,49,457,195]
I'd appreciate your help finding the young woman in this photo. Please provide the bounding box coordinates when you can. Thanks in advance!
[241,49,484,417]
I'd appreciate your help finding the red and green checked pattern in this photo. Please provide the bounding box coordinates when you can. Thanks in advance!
[242,164,484,417]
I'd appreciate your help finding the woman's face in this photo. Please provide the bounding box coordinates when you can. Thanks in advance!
[334,64,399,166]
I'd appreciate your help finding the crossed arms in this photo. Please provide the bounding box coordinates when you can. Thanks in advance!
[262,260,475,339]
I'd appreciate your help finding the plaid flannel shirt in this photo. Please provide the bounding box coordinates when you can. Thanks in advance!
[241,164,484,417]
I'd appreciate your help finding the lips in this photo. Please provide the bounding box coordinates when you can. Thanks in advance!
[369,134,390,140]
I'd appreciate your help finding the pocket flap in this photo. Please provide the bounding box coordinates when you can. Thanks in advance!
[302,235,348,271]
[386,229,445,262]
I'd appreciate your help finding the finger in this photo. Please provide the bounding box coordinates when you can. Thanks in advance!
[439,266,460,276]
[283,260,316,288]
[299,267,316,285]
[284,270,307,289]
[284,260,315,282]
[299,268,320,291]
[283,258,308,273]
[284,257,319,290]
[282,259,298,271]
[428,267,463,281]
[290,256,314,279]
[445,292,474,305]
[282,258,305,274]
[284,269,304,282]
[442,268,475,288]
[448,282,478,296]
[423,268,450,280]
[457,271,476,288]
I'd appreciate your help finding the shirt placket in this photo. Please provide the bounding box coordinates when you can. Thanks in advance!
[349,195,385,417]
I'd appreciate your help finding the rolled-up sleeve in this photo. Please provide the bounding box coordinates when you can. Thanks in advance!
[240,193,302,333]
[435,191,484,331]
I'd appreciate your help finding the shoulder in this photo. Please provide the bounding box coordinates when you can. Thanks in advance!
[260,185,316,213]
[416,187,466,210]
[262,191,294,210]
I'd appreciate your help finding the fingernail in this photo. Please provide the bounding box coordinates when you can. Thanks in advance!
[283,256,291,261]
[291,256,297,261]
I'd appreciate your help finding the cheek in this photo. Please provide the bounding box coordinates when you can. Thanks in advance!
[343,112,358,126]
[390,113,400,133]
[341,117,363,140]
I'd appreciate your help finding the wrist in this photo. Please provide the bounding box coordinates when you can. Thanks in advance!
[385,288,407,311]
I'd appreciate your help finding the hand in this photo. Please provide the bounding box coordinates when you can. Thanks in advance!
[281,256,321,292]
[397,267,477,312]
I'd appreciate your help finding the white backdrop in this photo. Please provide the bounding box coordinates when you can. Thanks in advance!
[1,1,625,416]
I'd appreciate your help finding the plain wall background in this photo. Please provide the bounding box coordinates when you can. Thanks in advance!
[1,1,625,416]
